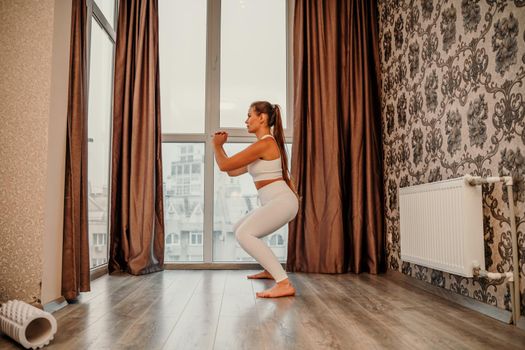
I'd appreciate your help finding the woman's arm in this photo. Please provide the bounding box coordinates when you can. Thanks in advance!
[227,166,248,177]
[213,139,267,172]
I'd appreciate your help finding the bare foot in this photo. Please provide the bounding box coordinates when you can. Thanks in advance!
[247,270,274,280]
[256,279,296,298]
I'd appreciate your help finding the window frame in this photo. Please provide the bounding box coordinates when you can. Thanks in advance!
[86,0,118,270]
[161,0,294,265]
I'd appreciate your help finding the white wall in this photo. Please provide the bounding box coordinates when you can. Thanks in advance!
[42,0,72,305]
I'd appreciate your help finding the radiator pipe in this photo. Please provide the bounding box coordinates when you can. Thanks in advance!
[472,261,516,324]
[466,175,520,325]
[472,264,513,280]
[464,175,509,185]
[507,181,520,325]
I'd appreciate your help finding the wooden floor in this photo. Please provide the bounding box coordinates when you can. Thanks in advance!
[2,270,525,350]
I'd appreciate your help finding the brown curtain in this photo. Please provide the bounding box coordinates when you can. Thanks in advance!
[62,0,90,301]
[287,0,384,274]
[109,0,165,275]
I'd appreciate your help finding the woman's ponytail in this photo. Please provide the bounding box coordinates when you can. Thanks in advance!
[271,105,300,200]
[250,101,300,200]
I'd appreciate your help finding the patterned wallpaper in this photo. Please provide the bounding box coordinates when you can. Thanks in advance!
[0,0,55,305]
[378,0,525,314]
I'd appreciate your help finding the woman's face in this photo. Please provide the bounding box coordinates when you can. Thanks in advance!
[245,107,259,133]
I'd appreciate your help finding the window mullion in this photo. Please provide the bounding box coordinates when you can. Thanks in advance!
[286,0,294,139]
[203,0,221,263]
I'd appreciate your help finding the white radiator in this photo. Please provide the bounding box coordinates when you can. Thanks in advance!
[399,176,485,277]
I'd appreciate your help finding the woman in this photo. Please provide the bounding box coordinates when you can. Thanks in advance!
[212,101,299,298]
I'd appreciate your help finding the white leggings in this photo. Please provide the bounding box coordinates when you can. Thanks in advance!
[233,180,299,283]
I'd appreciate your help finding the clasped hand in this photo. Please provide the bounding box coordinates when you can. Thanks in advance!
[212,131,228,147]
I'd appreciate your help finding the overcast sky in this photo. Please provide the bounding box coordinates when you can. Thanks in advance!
[158,0,287,133]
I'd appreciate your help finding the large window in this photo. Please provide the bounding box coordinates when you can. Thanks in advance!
[159,0,293,264]
[87,0,117,269]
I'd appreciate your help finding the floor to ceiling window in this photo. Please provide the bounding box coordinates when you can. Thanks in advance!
[87,0,117,269]
[159,0,293,264]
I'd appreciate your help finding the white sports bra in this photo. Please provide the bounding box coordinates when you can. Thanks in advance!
[247,134,283,182]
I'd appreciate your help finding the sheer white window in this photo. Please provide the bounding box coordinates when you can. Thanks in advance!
[87,3,117,270]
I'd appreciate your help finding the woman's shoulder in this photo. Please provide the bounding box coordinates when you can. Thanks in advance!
[256,136,278,147]
[253,136,275,145]
[256,137,280,159]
